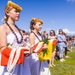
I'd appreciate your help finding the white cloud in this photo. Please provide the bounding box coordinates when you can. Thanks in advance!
[56,28,75,36]
[63,28,75,36]
[66,0,75,3]
[63,29,69,33]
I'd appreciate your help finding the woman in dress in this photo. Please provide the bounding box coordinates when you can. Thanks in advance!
[48,30,57,67]
[29,18,51,75]
[0,1,31,75]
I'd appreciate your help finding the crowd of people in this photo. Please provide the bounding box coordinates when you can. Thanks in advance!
[33,29,75,65]
[22,28,75,64]
[0,0,75,75]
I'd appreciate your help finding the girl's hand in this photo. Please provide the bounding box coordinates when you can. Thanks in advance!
[43,44,47,49]
[30,47,34,53]
[24,47,34,57]
[24,50,31,57]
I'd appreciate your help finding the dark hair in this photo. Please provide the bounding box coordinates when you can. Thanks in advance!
[59,29,63,34]
[30,20,36,30]
[21,30,25,33]
[50,30,55,36]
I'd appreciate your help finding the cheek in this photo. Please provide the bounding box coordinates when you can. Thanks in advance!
[39,25,42,28]
[9,13,15,18]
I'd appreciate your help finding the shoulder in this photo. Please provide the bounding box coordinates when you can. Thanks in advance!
[55,36,58,39]
[55,36,57,38]
[0,24,7,41]
[0,24,7,32]
[29,32,35,40]
[29,32,35,37]
[57,34,61,37]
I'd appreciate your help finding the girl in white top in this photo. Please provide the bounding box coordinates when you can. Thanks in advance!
[48,30,57,67]
[29,18,51,75]
[0,1,31,75]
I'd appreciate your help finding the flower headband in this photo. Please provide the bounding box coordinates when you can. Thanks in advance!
[32,18,43,24]
[7,1,22,11]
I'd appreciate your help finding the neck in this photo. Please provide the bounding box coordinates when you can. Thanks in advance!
[32,29,38,34]
[6,18,15,26]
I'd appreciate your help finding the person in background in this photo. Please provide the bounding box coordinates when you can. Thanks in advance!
[67,37,72,52]
[41,31,48,40]
[72,36,75,46]
[63,32,69,58]
[29,18,51,75]
[57,29,67,62]
[21,30,29,43]
[48,30,57,67]
[0,1,31,75]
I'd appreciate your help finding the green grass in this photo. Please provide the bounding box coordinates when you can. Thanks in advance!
[50,47,75,75]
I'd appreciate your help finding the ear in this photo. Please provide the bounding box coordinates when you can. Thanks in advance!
[5,10,10,16]
[33,24,36,29]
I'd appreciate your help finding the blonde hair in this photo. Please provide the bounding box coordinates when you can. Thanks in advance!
[7,1,22,11]
[32,18,43,24]
[30,18,43,30]
[4,6,13,21]
[4,1,22,21]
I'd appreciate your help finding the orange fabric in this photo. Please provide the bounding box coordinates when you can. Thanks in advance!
[1,47,29,66]
[1,47,11,66]
[52,39,58,45]
[32,43,38,50]
[33,43,44,53]
[1,43,44,66]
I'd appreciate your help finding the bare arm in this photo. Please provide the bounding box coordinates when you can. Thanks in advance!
[0,24,7,52]
[29,33,35,45]
[29,33,36,53]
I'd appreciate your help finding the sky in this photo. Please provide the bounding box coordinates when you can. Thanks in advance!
[0,0,75,34]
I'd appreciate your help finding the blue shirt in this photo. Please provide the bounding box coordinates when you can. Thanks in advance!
[57,34,67,47]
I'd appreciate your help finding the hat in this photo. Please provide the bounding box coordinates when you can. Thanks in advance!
[7,0,22,11]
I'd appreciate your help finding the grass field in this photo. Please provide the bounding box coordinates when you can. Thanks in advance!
[50,47,75,75]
